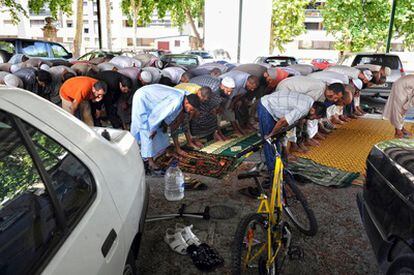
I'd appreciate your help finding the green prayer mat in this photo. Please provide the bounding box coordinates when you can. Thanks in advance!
[288,158,360,188]
[200,133,262,157]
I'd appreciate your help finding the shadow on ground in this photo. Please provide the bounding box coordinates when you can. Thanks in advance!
[137,153,378,274]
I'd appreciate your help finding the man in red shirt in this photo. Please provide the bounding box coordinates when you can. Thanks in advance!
[59,76,107,126]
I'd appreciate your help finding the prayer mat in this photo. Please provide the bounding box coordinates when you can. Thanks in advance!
[155,150,236,178]
[288,158,360,188]
[294,118,414,173]
[200,132,262,157]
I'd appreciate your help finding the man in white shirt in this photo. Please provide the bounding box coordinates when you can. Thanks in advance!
[258,90,326,172]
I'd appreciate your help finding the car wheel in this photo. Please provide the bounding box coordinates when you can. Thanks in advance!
[386,254,414,275]
[123,249,137,275]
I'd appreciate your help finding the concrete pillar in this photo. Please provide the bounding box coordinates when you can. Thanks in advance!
[204,0,272,63]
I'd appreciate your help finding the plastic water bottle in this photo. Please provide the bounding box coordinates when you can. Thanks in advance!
[164,160,185,201]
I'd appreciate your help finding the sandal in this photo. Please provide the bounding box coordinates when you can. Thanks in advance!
[184,178,208,191]
[187,243,224,272]
[164,228,188,255]
[175,224,201,246]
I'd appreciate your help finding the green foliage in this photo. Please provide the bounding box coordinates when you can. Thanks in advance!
[394,0,414,50]
[322,0,414,52]
[270,0,308,52]
[29,0,73,18]
[0,0,28,24]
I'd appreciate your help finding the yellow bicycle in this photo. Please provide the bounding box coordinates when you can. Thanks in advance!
[232,133,317,274]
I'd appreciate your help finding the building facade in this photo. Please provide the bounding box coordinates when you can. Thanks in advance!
[0,0,202,56]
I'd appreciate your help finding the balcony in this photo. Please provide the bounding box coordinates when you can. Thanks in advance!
[305,9,321,18]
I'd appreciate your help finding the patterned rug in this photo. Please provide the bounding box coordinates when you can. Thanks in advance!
[289,158,360,188]
[294,118,414,173]
[155,149,237,178]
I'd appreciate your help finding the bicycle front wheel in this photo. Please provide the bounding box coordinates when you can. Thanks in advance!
[232,213,278,275]
[283,174,318,236]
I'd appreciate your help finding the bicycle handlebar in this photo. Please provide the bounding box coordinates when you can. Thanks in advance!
[235,122,299,159]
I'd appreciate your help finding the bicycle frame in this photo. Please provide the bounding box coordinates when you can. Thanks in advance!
[243,139,285,270]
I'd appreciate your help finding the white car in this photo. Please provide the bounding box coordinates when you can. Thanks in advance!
[0,87,148,275]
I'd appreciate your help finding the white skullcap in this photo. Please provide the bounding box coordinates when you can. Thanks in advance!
[10,63,24,73]
[140,70,152,83]
[221,76,235,88]
[328,79,343,85]
[384,66,391,76]
[4,74,23,88]
[363,70,373,81]
[352,78,363,90]
[40,64,50,71]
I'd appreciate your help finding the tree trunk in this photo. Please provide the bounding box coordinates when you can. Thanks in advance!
[73,0,83,57]
[106,0,112,50]
[131,0,142,50]
[185,8,202,49]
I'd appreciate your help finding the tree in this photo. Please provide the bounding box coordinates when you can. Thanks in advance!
[321,0,390,53]
[73,0,83,57]
[121,0,154,49]
[270,0,308,53]
[0,0,27,24]
[394,0,414,50]
[157,0,204,49]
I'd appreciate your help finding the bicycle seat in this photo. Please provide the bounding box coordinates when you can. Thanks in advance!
[237,171,261,180]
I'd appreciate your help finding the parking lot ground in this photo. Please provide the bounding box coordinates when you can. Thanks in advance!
[137,152,378,274]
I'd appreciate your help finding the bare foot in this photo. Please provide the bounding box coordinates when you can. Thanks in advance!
[314,132,326,140]
[298,142,309,152]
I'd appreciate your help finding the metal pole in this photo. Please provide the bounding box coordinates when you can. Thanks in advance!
[237,0,243,63]
[96,0,103,49]
[386,0,397,53]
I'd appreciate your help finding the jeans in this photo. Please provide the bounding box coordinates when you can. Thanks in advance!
[257,100,277,173]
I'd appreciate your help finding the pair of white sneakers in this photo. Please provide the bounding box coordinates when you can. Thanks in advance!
[164,224,201,255]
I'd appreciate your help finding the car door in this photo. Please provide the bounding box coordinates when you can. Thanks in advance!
[0,102,126,275]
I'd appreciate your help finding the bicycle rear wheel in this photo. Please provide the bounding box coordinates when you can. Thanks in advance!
[283,174,318,236]
[232,213,279,275]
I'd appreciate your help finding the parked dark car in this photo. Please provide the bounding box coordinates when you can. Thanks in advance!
[254,56,297,67]
[357,139,414,274]
[340,53,405,96]
[0,38,73,63]
[160,54,202,70]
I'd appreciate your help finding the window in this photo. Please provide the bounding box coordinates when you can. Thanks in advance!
[51,44,69,58]
[21,41,48,57]
[127,38,133,46]
[174,40,181,47]
[84,28,89,34]
[66,20,73,28]
[3,20,13,25]
[137,38,154,47]
[305,22,319,30]
[354,55,401,70]
[298,40,313,49]
[0,110,96,274]
[30,20,45,27]
[0,41,15,54]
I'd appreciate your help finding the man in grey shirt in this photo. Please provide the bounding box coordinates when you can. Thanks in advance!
[258,90,326,172]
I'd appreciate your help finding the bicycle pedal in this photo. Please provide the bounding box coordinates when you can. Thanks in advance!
[288,245,304,260]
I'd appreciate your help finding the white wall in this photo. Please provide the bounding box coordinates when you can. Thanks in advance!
[205,0,272,63]
[239,0,272,63]
[205,0,240,61]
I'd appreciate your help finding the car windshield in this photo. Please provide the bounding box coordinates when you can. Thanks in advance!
[191,52,213,59]
[264,57,295,66]
[167,56,198,66]
[353,55,401,70]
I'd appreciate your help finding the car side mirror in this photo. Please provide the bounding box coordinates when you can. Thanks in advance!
[65,53,73,59]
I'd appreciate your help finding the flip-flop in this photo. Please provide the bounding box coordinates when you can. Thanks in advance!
[184,179,208,191]
[238,187,260,199]
[164,228,188,255]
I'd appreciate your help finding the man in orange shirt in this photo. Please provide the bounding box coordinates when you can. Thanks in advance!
[59,76,107,126]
